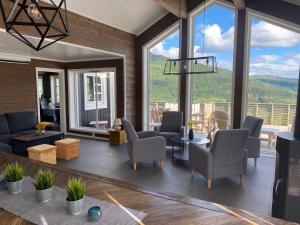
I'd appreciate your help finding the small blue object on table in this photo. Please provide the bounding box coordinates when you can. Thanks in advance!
[88,206,102,222]
[0,178,7,190]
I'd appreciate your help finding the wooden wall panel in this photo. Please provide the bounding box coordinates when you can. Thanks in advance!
[0,59,65,115]
[0,1,137,127]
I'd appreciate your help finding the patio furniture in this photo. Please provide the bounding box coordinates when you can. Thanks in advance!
[122,118,166,171]
[212,110,229,130]
[243,116,263,166]
[154,111,184,146]
[55,138,80,160]
[189,129,249,189]
[27,144,57,165]
[171,135,210,161]
[260,127,280,148]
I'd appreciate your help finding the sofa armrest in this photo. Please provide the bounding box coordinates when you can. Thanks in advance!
[137,131,157,139]
[188,143,213,178]
[132,136,166,161]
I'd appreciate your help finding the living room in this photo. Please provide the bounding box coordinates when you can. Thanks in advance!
[0,0,300,224]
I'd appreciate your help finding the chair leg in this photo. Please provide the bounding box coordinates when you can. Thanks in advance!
[254,158,257,167]
[160,160,164,169]
[240,175,245,185]
[192,169,196,177]
[208,179,212,189]
[133,162,137,171]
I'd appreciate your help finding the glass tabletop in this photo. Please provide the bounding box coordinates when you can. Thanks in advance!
[171,135,210,145]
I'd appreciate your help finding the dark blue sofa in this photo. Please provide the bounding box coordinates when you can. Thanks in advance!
[0,111,37,153]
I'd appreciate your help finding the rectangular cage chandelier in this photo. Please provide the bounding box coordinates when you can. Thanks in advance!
[0,0,69,51]
[163,56,218,75]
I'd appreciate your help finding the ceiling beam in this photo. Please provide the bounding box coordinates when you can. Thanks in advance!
[233,0,246,9]
[153,0,187,19]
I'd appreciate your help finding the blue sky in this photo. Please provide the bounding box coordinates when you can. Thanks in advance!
[150,3,300,79]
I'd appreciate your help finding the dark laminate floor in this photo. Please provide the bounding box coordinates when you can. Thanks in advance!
[59,137,275,216]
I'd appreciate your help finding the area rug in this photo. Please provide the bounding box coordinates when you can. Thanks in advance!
[0,177,147,225]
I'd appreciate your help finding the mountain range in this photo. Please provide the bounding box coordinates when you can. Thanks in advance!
[149,54,298,104]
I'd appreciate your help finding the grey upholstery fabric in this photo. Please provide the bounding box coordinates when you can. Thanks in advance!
[6,112,36,133]
[122,118,166,163]
[189,129,249,180]
[243,116,263,159]
[155,111,184,146]
[160,111,183,132]
[0,114,10,135]
[0,142,12,153]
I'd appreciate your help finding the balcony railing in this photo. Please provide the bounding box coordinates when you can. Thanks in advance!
[149,102,296,129]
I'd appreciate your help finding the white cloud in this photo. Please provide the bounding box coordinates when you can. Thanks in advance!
[150,42,179,59]
[250,58,299,78]
[195,24,235,55]
[253,54,279,63]
[251,21,300,48]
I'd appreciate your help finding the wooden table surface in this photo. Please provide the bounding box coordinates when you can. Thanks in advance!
[13,131,64,142]
[0,152,297,225]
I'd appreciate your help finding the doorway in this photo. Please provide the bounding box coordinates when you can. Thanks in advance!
[36,68,66,132]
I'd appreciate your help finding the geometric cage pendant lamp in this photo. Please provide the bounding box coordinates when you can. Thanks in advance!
[0,0,69,51]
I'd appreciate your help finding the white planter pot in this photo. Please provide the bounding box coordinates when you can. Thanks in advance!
[66,197,84,215]
[7,179,23,194]
[37,186,53,203]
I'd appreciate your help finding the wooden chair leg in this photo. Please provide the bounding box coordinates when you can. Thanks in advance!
[192,169,196,177]
[160,160,164,169]
[254,158,257,167]
[208,179,212,189]
[240,175,245,185]
[133,162,137,171]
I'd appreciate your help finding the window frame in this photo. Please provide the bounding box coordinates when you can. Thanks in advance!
[83,72,108,110]
[186,0,237,127]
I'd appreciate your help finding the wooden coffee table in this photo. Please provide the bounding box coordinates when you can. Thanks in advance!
[12,131,64,156]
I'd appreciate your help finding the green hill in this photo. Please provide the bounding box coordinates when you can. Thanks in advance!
[149,54,298,104]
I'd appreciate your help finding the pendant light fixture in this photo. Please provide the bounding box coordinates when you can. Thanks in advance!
[163,0,218,75]
[0,0,69,51]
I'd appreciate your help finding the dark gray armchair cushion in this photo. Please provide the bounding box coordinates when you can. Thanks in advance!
[243,116,263,137]
[0,142,12,153]
[6,112,37,133]
[160,111,183,132]
[0,114,10,135]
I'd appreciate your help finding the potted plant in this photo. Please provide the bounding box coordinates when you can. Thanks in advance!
[34,169,54,203]
[66,178,86,215]
[3,163,24,194]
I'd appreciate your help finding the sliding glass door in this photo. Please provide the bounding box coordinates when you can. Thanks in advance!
[68,69,116,133]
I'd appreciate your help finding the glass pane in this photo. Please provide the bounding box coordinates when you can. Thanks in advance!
[288,158,300,197]
[148,29,179,130]
[70,71,115,132]
[247,18,300,154]
[191,4,235,137]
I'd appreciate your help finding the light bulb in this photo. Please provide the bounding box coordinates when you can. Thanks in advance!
[27,2,42,20]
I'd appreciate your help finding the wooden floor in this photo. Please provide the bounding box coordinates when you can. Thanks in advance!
[0,152,296,225]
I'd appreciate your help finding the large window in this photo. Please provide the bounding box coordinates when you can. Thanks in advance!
[189,3,236,136]
[68,69,116,133]
[246,16,300,151]
[145,28,180,130]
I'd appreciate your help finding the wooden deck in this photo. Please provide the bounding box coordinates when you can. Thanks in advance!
[0,152,296,225]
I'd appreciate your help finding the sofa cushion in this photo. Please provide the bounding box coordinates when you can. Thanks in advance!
[0,114,10,135]
[0,134,21,145]
[6,112,36,133]
[0,143,12,153]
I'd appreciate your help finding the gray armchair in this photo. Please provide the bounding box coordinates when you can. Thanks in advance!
[122,118,166,171]
[189,129,249,189]
[154,111,184,146]
[242,116,263,166]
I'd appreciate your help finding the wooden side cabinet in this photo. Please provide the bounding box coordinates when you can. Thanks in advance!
[109,130,126,145]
